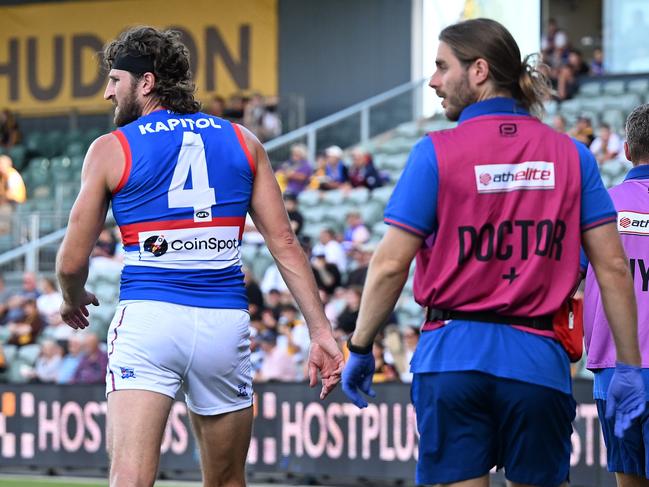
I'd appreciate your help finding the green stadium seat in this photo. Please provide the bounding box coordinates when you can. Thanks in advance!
[544,100,559,116]
[42,130,66,158]
[601,110,625,133]
[627,79,649,95]
[7,145,27,171]
[321,189,346,206]
[297,189,320,207]
[578,81,601,97]
[395,121,420,138]
[65,141,86,157]
[70,155,84,170]
[240,244,258,266]
[17,343,41,364]
[602,80,626,96]
[359,201,384,226]
[24,131,47,156]
[558,98,582,115]
[370,185,395,205]
[347,187,370,205]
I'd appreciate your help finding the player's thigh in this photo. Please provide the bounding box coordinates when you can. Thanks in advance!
[495,379,575,487]
[412,372,497,485]
[190,406,253,483]
[106,301,188,398]
[106,390,174,480]
[184,308,253,415]
[597,399,649,478]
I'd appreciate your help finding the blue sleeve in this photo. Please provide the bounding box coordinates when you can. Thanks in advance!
[384,136,438,236]
[579,248,589,272]
[574,139,617,230]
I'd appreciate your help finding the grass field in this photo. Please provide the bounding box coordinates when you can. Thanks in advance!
[0,476,305,487]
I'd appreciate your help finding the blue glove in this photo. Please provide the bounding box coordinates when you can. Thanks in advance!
[342,351,376,408]
[606,362,646,438]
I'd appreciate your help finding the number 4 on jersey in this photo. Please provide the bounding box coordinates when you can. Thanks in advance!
[168,131,216,222]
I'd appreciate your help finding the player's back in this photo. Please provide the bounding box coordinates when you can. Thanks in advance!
[110,109,255,309]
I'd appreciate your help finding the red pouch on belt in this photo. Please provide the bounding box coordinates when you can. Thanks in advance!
[552,298,584,363]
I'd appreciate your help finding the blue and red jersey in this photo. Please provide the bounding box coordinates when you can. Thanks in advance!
[111,109,255,309]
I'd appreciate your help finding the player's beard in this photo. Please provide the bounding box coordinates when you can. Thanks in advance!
[439,71,476,122]
[113,85,143,127]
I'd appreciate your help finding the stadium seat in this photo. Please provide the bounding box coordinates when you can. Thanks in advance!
[7,145,27,171]
[601,110,626,133]
[578,81,601,97]
[370,185,395,206]
[24,131,46,156]
[17,343,41,364]
[321,189,346,206]
[240,244,258,266]
[395,121,420,138]
[627,78,649,96]
[297,189,320,207]
[359,201,384,226]
[65,141,86,157]
[347,187,370,205]
[557,98,582,115]
[602,80,626,96]
[42,130,66,158]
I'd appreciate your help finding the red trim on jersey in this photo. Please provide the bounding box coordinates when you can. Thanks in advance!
[384,218,427,237]
[120,216,246,246]
[233,124,256,177]
[112,130,132,194]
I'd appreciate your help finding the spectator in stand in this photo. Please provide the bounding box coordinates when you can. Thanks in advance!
[36,277,63,325]
[336,286,363,335]
[20,272,40,301]
[347,148,383,190]
[283,193,304,236]
[557,49,590,100]
[541,18,569,66]
[311,249,341,296]
[255,331,296,382]
[590,47,605,76]
[346,243,375,287]
[72,332,107,384]
[243,93,282,142]
[308,152,329,190]
[372,339,399,383]
[312,228,347,272]
[261,263,289,295]
[0,109,21,149]
[342,211,370,251]
[225,94,245,124]
[7,298,43,346]
[570,115,595,146]
[207,95,226,118]
[243,266,264,320]
[276,144,313,196]
[321,145,349,190]
[552,115,567,133]
[57,334,84,384]
[33,340,64,383]
[590,123,623,165]
[0,155,25,204]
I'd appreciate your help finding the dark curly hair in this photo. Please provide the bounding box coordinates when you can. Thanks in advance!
[103,26,200,114]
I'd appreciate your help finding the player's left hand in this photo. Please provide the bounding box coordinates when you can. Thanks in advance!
[606,362,646,438]
[308,330,344,400]
[342,350,376,408]
[60,290,99,330]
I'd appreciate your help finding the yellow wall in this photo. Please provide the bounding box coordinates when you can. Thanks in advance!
[0,0,277,113]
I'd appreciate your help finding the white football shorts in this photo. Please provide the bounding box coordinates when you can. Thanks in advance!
[105,299,253,415]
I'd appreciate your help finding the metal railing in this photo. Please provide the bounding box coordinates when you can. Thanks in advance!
[0,77,430,273]
[265,77,428,163]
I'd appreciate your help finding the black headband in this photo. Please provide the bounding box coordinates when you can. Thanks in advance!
[112,53,155,74]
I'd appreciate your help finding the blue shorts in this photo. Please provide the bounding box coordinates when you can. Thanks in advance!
[597,399,649,477]
[412,371,576,487]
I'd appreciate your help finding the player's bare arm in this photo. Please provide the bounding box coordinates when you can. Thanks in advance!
[350,226,423,348]
[241,125,343,398]
[56,133,124,329]
[583,221,641,365]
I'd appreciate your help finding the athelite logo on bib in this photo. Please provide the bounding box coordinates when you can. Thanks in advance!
[127,226,241,270]
[474,161,555,193]
[618,211,649,235]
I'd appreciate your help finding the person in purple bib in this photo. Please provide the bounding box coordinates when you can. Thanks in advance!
[342,18,644,487]
[584,104,649,486]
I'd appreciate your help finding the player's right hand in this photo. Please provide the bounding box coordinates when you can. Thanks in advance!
[606,362,646,438]
[342,351,376,408]
[60,290,99,330]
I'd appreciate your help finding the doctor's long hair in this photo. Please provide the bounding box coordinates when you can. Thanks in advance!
[440,18,550,118]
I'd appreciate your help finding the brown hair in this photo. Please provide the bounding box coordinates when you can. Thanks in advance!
[625,103,649,164]
[439,18,550,118]
[103,26,200,114]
